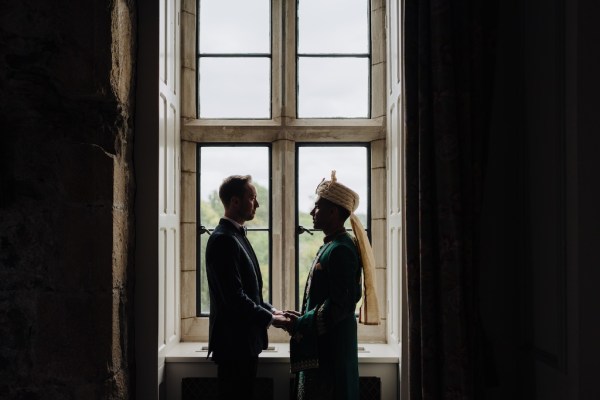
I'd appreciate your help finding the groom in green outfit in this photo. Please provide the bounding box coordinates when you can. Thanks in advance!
[280,171,380,400]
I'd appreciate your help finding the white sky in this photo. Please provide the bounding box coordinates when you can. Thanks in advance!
[198,0,370,119]
[199,0,368,54]
[200,146,368,215]
[199,146,270,199]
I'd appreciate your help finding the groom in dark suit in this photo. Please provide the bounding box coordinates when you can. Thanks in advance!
[205,175,288,400]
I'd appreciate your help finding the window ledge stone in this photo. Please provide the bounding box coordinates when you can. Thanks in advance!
[165,342,399,364]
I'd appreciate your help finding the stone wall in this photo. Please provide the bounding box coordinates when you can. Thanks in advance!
[0,1,136,398]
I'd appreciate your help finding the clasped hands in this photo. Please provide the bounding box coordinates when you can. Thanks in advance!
[271,309,302,334]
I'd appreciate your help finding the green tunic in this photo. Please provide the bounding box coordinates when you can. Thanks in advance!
[290,232,362,400]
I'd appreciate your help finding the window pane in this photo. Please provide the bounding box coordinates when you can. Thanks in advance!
[198,146,271,315]
[199,57,271,119]
[297,57,369,118]
[199,0,270,53]
[296,146,369,306]
[298,0,369,54]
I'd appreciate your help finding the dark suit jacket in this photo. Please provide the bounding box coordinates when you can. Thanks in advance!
[205,218,273,361]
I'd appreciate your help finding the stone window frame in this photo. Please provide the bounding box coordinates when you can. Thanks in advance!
[179,0,388,343]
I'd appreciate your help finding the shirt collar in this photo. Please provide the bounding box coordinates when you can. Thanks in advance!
[324,228,348,243]
[223,216,244,231]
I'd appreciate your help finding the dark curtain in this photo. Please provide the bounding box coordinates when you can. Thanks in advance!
[404,0,498,398]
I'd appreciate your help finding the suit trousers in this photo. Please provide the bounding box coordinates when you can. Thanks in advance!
[217,357,259,400]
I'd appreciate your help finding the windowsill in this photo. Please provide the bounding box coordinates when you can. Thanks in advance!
[165,342,399,364]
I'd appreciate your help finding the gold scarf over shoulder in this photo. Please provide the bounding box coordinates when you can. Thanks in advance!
[350,214,380,325]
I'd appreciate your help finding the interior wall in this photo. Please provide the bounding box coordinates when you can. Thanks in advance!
[0,1,136,398]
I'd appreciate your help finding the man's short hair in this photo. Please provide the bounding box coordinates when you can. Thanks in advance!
[219,175,252,207]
